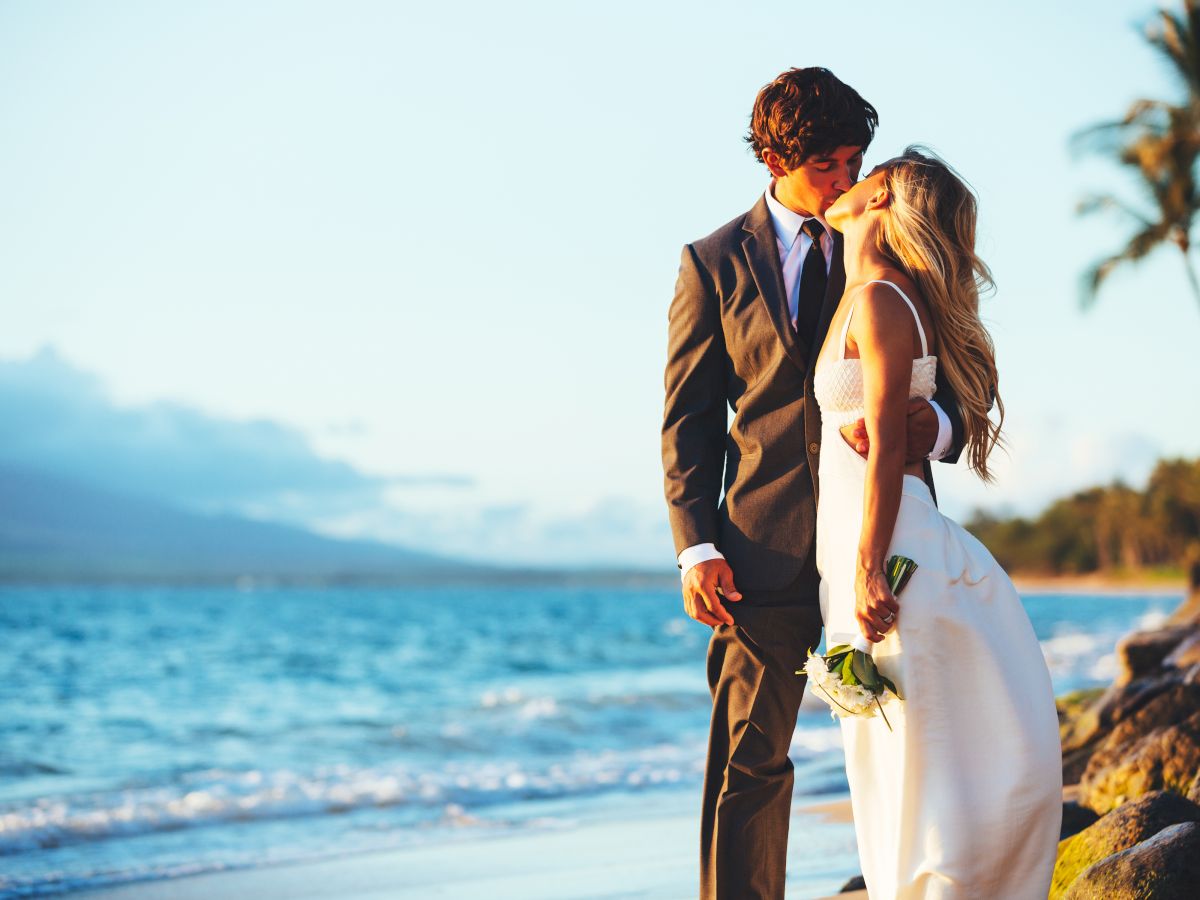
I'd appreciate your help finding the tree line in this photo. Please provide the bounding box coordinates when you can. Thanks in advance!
[966,457,1200,576]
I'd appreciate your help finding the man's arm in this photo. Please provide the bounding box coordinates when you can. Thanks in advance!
[662,244,727,553]
[931,372,967,465]
[662,245,741,626]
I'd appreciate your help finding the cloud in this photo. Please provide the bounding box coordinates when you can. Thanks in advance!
[0,347,672,570]
[0,347,468,519]
[313,493,676,570]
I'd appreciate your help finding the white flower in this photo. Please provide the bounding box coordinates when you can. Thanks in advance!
[804,653,829,678]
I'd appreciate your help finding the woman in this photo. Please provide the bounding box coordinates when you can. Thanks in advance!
[815,147,1062,898]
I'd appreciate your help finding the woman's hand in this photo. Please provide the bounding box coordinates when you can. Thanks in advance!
[854,564,900,643]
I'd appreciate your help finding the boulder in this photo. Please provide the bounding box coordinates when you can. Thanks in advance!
[1050,790,1200,899]
[1058,687,1109,784]
[1080,709,1200,813]
[1062,821,1200,900]
[1088,682,1200,763]
[1166,592,1200,627]
[1065,669,1195,783]
[1058,686,1107,752]
[1070,681,1198,802]
[1165,564,1200,626]
[1091,667,1186,737]
[1113,625,1195,686]
[1164,630,1200,669]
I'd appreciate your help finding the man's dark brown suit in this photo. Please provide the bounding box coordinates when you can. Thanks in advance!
[661,194,963,899]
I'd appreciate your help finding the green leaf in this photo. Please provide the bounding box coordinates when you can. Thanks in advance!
[885,554,919,595]
[851,651,881,690]
[840,653,859,686]
[878,674,903,701]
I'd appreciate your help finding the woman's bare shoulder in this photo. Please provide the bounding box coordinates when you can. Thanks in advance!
[851,274,936,354]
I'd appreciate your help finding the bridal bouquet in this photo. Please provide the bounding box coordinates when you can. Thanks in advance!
[798,555,917,731]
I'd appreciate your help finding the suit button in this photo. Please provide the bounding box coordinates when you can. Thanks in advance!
[808,442,820,455]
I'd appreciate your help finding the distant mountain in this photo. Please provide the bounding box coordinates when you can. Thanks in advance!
[0,464,476,583]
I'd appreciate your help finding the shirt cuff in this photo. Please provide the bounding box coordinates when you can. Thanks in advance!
[678,542,725,581]
[927,399,952,461]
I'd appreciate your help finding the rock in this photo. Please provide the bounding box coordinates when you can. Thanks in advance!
[1062,746,1095,787]
[1167,593,1200,627]
[1165,563,1200,626]
[1062,821,1200,899]
[1058,687,1109,784]
[1092,667,1186,738]
[1058,686,1107,752]
[1165,630,1200,668]
[1080,708,1200,813]
[1060,801,1099,840]
[1064,669,1194,783]
[838,874,866,892]
[1075,682,1200,807]
[1089,682,1200,762]
[1113,625,1195,686]
[1050,790,1200,899]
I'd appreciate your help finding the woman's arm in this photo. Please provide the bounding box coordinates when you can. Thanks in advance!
[849,284,913,643]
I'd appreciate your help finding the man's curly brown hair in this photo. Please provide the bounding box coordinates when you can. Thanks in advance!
[746,67,879,170]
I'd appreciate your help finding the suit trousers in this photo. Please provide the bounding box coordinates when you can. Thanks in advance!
[699,561,824,900]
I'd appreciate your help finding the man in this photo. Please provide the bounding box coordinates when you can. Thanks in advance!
[660,67,965,900]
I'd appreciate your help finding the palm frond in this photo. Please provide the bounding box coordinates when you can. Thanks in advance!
[1081,221,1174,309]
[1145,1,1200,98]
[1076,193,1154,226]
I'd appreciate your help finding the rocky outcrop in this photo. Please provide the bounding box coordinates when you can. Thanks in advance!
[1053,582,1200,898]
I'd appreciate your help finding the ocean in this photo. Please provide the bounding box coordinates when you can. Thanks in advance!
[0,583,1184,897]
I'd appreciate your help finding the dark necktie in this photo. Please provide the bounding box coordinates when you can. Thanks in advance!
[796,219,827,354]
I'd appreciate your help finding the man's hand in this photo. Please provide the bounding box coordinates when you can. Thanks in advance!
[839,398,938,462]
[682,558,742,627]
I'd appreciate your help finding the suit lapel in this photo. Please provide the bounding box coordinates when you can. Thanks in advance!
[741,197,807,370]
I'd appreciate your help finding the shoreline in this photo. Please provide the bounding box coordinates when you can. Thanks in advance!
[72,792,863,900]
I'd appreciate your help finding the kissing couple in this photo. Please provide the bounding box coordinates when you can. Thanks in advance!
[661,66,1063,899]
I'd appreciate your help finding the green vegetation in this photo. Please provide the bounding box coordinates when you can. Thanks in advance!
[966,457,1200,576]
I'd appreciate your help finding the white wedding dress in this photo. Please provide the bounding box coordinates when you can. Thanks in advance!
[813,281,1062,899]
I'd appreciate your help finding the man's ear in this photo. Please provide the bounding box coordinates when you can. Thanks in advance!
[761,149,789,179]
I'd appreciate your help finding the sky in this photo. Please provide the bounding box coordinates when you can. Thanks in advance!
[1,0,1198,567]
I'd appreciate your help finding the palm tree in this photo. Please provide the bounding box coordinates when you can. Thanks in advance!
[1075,0,1200,311]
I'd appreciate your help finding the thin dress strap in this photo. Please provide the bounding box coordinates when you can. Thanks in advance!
[838,279,929,360]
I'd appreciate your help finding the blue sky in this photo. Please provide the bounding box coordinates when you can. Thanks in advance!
[2,1,1197,567]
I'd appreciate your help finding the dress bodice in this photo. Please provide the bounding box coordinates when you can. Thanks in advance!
[813,280,937,428]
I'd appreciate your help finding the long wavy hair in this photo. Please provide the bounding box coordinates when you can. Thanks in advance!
[874,146,1004,481]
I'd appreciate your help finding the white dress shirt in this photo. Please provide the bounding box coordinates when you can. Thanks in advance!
[677,183,953,580]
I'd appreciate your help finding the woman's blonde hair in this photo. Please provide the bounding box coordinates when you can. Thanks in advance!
[874,145,1004,481]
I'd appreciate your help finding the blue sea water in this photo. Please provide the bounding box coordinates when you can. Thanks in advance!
[0,583,1184,896]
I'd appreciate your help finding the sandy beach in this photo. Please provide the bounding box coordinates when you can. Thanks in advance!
[77,794,864,900]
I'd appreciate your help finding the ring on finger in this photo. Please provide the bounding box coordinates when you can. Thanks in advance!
[882,612,895,624]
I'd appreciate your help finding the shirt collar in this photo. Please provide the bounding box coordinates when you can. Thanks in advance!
[763,181,829,249]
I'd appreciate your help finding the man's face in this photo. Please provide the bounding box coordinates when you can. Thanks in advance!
[768,145,864,217]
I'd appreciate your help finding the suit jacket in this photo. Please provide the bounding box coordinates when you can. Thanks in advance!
[661,195,965,592]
